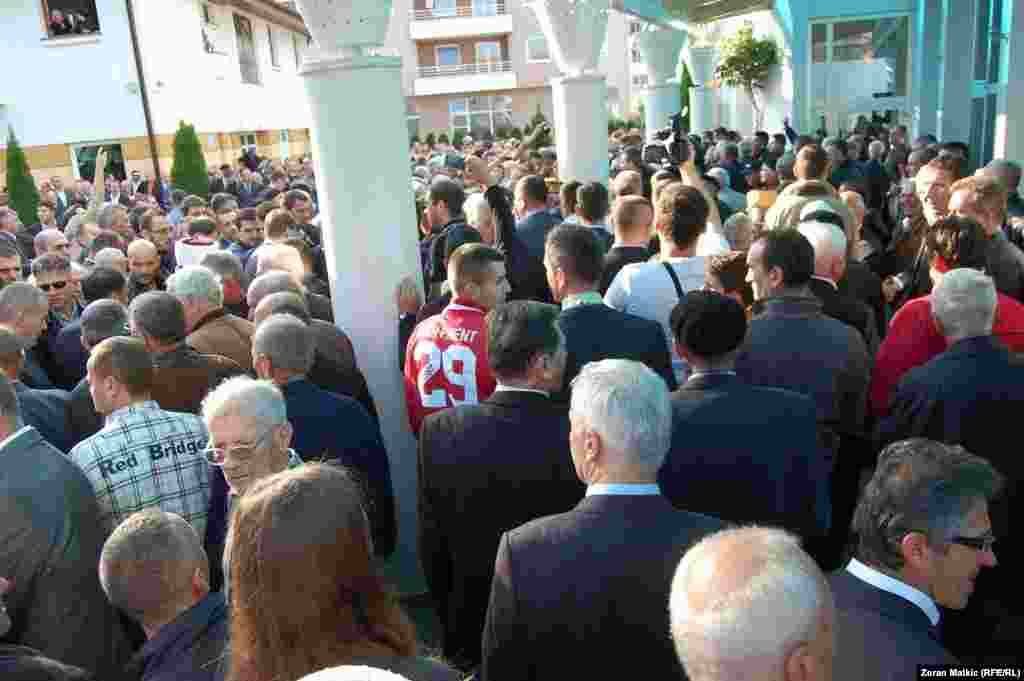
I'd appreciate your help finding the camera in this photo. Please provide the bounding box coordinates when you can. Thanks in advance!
[641,108,690,167]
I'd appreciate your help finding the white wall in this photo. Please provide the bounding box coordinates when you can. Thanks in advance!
[0,0,147,149]
[132,0,312,139]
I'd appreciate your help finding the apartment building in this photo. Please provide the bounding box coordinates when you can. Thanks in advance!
[384,0,638,141]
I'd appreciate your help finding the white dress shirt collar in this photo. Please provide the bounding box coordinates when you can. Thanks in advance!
[495,384,549,397]
[586,483,661,497]
[812,275,839,290]
[846,558,940,626]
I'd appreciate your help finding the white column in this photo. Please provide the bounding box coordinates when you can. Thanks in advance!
[912,0,943,137]
[994,0,1024,161]
[685,45,718,134]
[295,1,423,591]
[528,0,610,184]
[634,28,686,135]
[938,0,977,143]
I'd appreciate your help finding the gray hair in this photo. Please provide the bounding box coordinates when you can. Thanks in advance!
[252,313,315,374]
[200,251,245,284]
[670,527,831,680]
[81,299,130,348]
[464,193,492,230]
[94,248,128,272]
[797,220,847,278]
[248,271,303,310]
[30,253,70,277]
[166,266,224,308]
[0,282,48,323]
[0,374,24,431]
[569,359,671,471]
[868,140,886,160]
[984,159,1021,190]
[97,204,122,231]
[99,509,207,625]
[931,268,997,342]
[854,438,1003,571]
[129,292,186,345]
[722,213,752,251]
[201,375,287,429]
[253,292,311,326]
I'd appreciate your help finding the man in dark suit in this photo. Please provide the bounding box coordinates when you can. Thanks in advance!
[0,375,132,677]
[799,220,879,354]
[0,329,73,453]
[54,266,128,389]
[831,439,1000,679]
[544,223,675,398]
[129,292,245,416]
[661,290,830,537]
[251,314,396,559]
[670,527,836,681]
[481,359,725,681]
[68,300,129,444]
[0,283,57,389]
[514,175,560,302]
[419,301,583,671]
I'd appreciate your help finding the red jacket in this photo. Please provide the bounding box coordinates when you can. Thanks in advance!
[404,299,496,434]
[869,292,1024,417]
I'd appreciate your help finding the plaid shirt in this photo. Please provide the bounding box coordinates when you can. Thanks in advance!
[68,401,211,536]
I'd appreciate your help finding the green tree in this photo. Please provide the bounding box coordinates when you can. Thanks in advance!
[679,61,694,132]
[452,129,466,147]
[5,127,40,228]
[424,132,437,147]
[715,25,778,131]
[170,121,210,199]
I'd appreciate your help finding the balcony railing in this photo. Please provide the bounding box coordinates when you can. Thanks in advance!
[417,60,512,78]
[411,1,507,21]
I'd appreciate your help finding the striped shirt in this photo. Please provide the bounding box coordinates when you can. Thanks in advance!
[68,401,211,536]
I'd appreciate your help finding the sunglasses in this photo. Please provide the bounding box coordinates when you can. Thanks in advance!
[38,280,67,292]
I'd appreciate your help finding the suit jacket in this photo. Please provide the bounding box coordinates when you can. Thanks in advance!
[840,260,886,340]
[830,569,956,681]
[482,494,725,681]
[808,277,879,355]
[151,344,245,416]
[986,234,1024,302]
[661,373,830,536]
[556,302,677,400]
[53,320,88,388]
[418,390,583,668]
[19,350,55,390]
[12,381,73,454]
[237,184,261,208]
[68,377,102,445]
[515,211,561,302]
[186,308,254,372]
[0,427,132,677]
[281,378,396,558]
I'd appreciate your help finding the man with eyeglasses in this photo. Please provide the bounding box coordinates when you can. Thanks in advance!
[68,337,210,538]
[830,438,1001,679]
[199,376,302,592]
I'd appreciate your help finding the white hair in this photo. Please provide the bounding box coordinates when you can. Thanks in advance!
[569,359,671,471]
[201,375,287,428]
[670,527,830,681]
[298,666,413,681]
[797,220,847,278]
[463,193,492,229]
[868,140,886,160]
[931,268,997,342]
[166,265,224,308]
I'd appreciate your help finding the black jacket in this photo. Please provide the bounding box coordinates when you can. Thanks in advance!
[515,210,561,302]
[661,372,830,537]
[808,276,879,354]
[418,390,582,669]
[12,381,73,454]
[124,591,228,681]
[482,494,724,681]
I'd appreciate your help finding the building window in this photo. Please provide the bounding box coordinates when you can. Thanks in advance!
[72,143,126,182]
[436,44,462,70]
[449,94,514,139]
[267,26,279,68]
[526,35,550,63]
[426,0,457,18]
[809,16,910,134]
[239,133,257,148]
[631,46,642,64]
[43,0,100,38]
[234,13,261,85]
[632,74,648,88]
[629,21,643,34]
[476,41,501,67]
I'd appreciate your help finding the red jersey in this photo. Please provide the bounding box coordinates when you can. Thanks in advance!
[404,300,496,434]
[869,292,1024,417]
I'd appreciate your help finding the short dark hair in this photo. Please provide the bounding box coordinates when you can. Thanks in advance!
[923,156,962,182]
[88,337,154,396]
[0,240,21,261]
[926,215,989,271]
[256,201,278,222]
[545,223,604,286]
[82,267,126,304]
[756,229,814,287]
[448,244,504,293]
[560,180,582,217]
[80,299,129,348]
[657,184,709,249]
[129,291,187,344]
[486,301,561,379]
[795,145,829,180]
[187,218,218,237]
[576,182,610,223]
[670,290,747,358]
[31,253,70,277]
[520,175,548,204]
[429,178,465,217]
[37,199,56,211]
[91,230,125,255]
[283,189,311,212]
[182,195,207,211]
[823,137,848,157]
[854,439,1002,571]
[706,251,749,295]
[265,210,295,240]
[210,193,239,214]
[171,189,187,205]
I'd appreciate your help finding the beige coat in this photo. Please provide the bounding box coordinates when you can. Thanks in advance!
[186,308,255,372]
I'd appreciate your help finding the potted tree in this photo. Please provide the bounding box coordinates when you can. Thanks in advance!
[714,25,778,131]
[5,127,40,228]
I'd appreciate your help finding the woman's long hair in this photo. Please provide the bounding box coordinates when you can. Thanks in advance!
[227,464,417,681]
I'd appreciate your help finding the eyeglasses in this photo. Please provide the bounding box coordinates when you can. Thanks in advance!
[202,427,275,466]
[37,280,67,291]
[53,243,69,250]
[951,533,997,553]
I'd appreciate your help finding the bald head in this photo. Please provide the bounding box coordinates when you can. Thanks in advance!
[127,239,157,259]
[670,527,833,681]
[34,228,67,257]
[613,170,643,198]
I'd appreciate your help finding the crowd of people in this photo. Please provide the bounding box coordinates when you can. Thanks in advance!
[0,113,1020,681]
